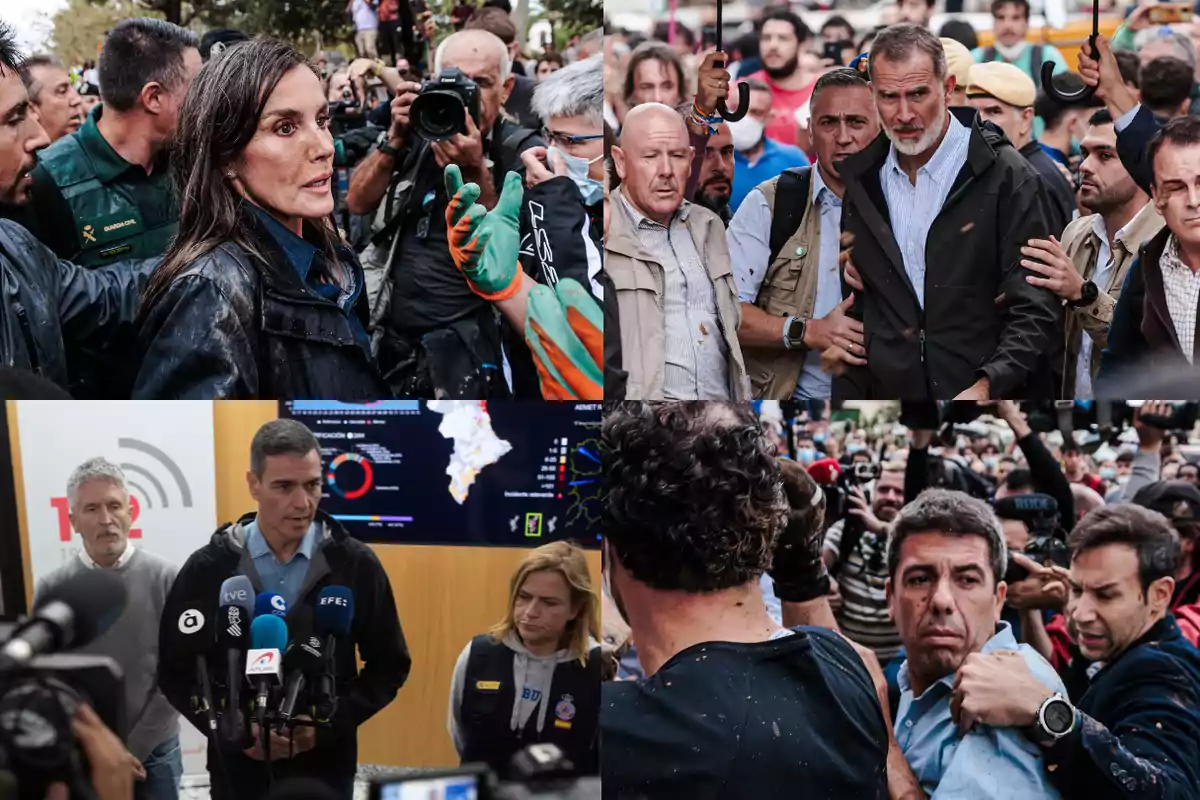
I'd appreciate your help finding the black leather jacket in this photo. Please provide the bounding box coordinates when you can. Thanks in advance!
[0,219,150,393]
[132,214,391,399]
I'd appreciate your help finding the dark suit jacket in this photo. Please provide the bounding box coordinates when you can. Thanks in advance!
[1046,615,1200,799]
[832,109,1060,399]
[1116,104,1159,196]
[1096,226,1199,395]
[505,73,540,132]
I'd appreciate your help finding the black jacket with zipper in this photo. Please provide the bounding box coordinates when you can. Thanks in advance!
[832,109,1061,399]
[157,510,410,796]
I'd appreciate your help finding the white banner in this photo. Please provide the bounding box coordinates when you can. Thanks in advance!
[15,400,219,776]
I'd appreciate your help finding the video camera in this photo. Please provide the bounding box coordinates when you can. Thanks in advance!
[410,67,481,141]
[0,571,128,800]
[994,493,1070,584]
[368,745,599,800]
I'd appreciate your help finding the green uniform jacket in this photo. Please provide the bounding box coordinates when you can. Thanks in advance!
[27,104,178,268]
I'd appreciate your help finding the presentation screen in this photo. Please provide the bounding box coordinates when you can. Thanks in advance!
[279,401,601,547]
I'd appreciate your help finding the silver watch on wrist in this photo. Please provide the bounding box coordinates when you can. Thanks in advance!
[1034,693,1077,745]
[783,316,806,350]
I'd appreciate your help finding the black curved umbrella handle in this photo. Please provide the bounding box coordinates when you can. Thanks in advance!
[1041,34,1098,102]
[717,82,750,121]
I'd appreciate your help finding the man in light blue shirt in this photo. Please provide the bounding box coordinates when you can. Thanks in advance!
[887,488,1064,798]
[728,68,877,400]
[244,516,319,609]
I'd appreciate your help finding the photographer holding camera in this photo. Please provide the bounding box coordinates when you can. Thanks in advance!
[346,28,544,398]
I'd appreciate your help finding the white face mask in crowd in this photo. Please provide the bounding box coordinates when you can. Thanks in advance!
[548,146,604,205]
[728,116,765,153]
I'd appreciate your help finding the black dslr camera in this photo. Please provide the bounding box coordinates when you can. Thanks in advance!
[994,493,1070,584]
[410,67,481,141]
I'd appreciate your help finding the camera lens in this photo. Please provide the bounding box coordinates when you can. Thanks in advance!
[412,90,466,141]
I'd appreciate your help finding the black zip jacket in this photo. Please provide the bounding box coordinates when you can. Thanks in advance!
[833,109,1061,399]
[0,218,153,394]
[158,510,410,791]
[132,208,392,399]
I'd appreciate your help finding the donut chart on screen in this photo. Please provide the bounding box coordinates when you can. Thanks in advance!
[327,453,374,499]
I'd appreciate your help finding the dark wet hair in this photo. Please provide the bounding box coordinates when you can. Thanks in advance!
[602,402,788,592]
[141,38,341,317]
[98,18,198,112]
[0,22,22,76]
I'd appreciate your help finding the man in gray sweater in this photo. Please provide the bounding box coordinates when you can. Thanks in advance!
[33,457,182,800]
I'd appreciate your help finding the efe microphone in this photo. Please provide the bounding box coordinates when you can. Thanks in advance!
[313,586,354,721]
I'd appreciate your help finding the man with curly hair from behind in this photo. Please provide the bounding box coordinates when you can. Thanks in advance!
[599,401,912,799]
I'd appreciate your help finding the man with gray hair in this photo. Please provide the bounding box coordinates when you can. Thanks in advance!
[886,488,1065,798]
[158,418,409,799]
[17,54,82,143]
[518,55,604,301]
[832,23,1059,400]
[34,457,182,800]
[345,27,544,398]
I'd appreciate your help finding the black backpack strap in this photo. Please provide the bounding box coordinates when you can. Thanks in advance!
[1029,44,1043,82]
[982,45,997,62]
[767,166,813,272]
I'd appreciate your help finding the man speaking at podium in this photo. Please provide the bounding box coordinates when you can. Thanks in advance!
[158,418,411,800]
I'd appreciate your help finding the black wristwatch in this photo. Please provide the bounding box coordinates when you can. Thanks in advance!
[784,316,807,350]
[376,132,401,160]
[1068,280,1099,309]
[1032,693,1077,746]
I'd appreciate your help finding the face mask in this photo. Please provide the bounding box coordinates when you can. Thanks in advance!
[1100,467,1117,481]
[984,457,997,469]
[847,443,864,454]
[813,432,826,443]
[728,116,765,153]
[797,448,816,464]
[548,146,603,205]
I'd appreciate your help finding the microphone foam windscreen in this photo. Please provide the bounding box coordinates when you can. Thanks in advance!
[283,632,324,673]
[807,458,842,486]
[172,602,213,657]
[254,592,287,619]
[314,586,354,638]
[219,575,255,615]
[250,614,288,651]
[218,604,250,648]
[34,569,127,648]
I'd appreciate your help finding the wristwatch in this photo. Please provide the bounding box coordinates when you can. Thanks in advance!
[783,316,807,350]
[1067,279,1099,309]
[1032,693,1077,746]
[377,134,401,160]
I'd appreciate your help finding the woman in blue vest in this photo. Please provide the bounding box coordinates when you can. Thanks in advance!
[132,37,391,399]
[448,541,600,779]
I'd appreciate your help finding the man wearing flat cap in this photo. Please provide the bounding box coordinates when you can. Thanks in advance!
[941,38,973,107]
[967,61,1075,235]
[1132,480,1200,609]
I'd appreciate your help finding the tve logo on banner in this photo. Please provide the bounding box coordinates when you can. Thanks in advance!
[16,401,218,579]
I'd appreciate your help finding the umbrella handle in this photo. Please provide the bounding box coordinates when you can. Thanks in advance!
[1040,33,1098,103]
[717,81,750,121]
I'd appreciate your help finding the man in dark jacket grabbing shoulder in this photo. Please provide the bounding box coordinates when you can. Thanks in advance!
[158,418,410,800]
[830,24,1060,400]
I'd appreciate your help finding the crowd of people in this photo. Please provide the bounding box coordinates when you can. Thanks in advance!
[603,0,1200,401]
[600,399,1200,798]
[0,2,604,400]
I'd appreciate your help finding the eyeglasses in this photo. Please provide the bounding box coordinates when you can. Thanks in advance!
[541,127,603,150]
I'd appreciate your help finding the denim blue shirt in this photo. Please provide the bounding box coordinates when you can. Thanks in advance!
[730,138,809,213]
[249,204,369,351]
[895,621,1065,799]
[245,518,319,610]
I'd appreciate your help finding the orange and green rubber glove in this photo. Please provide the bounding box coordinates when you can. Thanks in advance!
[444,164,523,302]
[526,278,603,400]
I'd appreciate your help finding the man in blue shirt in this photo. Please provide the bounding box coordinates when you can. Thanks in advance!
[729,79,809,212]
[887,488,1064,798]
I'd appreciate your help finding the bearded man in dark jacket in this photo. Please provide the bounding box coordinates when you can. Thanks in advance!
[830,25,1061,400]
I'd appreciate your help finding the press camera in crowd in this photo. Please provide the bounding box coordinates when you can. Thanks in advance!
[899,400,1200,441]
[411,67,480,141]
[0,571,127,800]
[369,745,600,800]
[995,493,1070,584]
